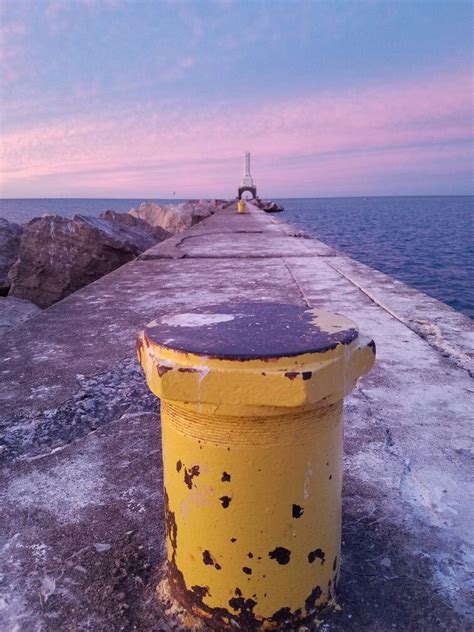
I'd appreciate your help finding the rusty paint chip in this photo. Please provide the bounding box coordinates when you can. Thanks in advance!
[191,585,209,599]
[305,585,322,614]
[269,547,291,565]
[308,548,325,565]
[292,504,304,518]
[228,595,257,620]
[270,607,292,624]
[184,465,200,489]
[219,495,232,508]
[157,364,172,377]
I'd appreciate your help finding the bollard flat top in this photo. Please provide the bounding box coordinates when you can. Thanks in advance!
[143,302,358,360]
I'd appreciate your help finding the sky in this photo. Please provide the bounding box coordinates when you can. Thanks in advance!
[0,0,473,198]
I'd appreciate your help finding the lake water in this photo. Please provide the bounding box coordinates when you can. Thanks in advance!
[0,198,184,224]
[278,196,473,319]
[1,196,472,319]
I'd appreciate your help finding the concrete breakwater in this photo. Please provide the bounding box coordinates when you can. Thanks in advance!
[0,199,229,333]
[0,201,472,630]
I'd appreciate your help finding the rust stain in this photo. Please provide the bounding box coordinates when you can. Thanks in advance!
[305,585,322,614]
[135,335,144,360]
[184,464,200,489]
[219,495,232,508]
[191,585,210,599]
[308,548,325,565]
[292,504,304,518]
[202,550,221,570]
[157,364,172,377]
[268,547,291,565]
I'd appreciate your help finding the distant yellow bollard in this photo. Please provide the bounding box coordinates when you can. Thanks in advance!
[137,302,375,630]
[237,199,246,213]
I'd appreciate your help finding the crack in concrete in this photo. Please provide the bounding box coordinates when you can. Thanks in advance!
[325,260,473,376]
[283,258,311,308]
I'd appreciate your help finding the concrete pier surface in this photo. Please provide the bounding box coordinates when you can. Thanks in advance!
[1,201,472,631]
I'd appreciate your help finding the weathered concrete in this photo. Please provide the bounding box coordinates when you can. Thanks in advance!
[1,201,472,631]
[0,296,41,336]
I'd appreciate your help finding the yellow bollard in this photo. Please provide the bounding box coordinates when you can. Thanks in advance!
[137,302,375,630]
[237,199,246,214]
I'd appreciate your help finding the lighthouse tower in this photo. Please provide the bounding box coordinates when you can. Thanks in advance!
[238,152,257,199]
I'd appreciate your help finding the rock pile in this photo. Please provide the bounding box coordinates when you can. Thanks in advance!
[252,199,284,213]
[100,209,171,242]
[8,213,166,309]
[0,218,22,295]
[129,199,225,234]
[0,200,225,328]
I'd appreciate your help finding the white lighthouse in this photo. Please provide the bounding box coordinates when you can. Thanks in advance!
[238,152,257,199]
[241,152,254,187]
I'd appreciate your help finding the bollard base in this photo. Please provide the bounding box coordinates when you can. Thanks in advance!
[160,559,338,630]
[161,402,342,630]
[156,567,337,630]
[156,571,209,630]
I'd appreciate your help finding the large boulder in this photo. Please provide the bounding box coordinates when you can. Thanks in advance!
[100,210,171,242]
[0,218,23,295]
[129,200,219,234]
[8,214,161,309]
[253,199,284,213]
[0,296,41,336]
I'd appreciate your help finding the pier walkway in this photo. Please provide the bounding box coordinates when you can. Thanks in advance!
[1,201,472,630]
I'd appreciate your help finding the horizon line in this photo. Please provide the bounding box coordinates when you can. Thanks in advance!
[1,193,473,201]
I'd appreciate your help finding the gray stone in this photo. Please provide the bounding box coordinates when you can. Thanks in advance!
[8,214,161,308]
[129,199,223,234]
[0,217,22,294]
[99,209,171,242]
[0,296,41,336]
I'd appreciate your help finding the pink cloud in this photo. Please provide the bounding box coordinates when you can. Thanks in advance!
[1,69,472,196]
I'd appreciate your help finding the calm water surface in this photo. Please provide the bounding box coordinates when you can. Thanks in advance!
[1,196,472,318]
[278,196,473,319]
